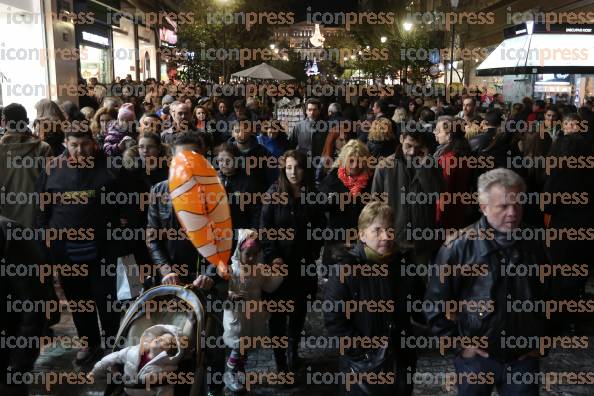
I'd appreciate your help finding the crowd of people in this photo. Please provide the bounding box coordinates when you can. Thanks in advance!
[0,75,593,396]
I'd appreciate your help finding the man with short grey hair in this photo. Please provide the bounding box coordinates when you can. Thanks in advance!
[424,168,550,396]
[161,101,195,145]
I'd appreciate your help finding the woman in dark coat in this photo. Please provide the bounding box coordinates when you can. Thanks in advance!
[433,116,472,229]
[319,139,373,267]
[260,149,325,371]
[543,133,594,333]
[516,126,552,227]
[366,118,397,160]
[324,202,415,396]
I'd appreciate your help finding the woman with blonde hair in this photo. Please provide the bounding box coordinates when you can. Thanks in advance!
[367,117,397,159]
[33,98,66,155]
[319,139,373,267]
[464,115,484,141]
[93,84,107,107]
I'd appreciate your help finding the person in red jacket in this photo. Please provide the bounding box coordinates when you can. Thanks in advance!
[433,116,473,230]
[527,99,546,122]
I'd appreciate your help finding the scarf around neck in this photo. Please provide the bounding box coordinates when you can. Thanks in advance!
[363,244,394,264]
[337,166,369,197]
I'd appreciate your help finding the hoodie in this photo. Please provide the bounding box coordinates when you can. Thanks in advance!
[0,131,52,228]
[91,324,185,396]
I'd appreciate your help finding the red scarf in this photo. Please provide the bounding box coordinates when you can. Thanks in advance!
[338,166,369,197]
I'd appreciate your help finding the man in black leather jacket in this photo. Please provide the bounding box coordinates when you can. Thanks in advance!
[424,168,552,396]
[146,132,219,289]
[146,132,225,396]
[469,110,498,155]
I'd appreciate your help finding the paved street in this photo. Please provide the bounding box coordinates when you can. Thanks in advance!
[29,282,594,396]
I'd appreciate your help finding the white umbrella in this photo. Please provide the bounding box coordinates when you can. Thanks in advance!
[231,62,295,81]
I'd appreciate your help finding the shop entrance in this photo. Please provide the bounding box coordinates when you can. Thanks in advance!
[80,45,112,84]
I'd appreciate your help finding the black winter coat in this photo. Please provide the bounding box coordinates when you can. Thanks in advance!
[324,242,412,345]
[35,151,121,257]
[228,136,276,193]
[0,217,48,375]
[218,170,261,230]
[367,139,396,160]
[324,242,415,396]
[146,180,200,282]
[318,169,372,265]
[259,183,325,275]
[469,128,496,155]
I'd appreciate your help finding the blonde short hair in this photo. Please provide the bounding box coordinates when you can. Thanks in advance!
[368,118,394,141]
[358,201,394,233]
[392,107,407,123]
[334,139,371,170]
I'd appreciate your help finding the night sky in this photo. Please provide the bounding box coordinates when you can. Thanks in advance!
[288,0,359,22]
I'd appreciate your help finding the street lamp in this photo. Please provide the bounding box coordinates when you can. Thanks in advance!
[380,36,387,43]
[447,0,459,99]
[401,22,413,88]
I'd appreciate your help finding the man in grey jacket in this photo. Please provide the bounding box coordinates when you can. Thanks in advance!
[371,129,444,262]
[288,98,323,158]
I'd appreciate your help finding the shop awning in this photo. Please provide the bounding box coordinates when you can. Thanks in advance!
[476,23,594,76]
[231,63,295,80]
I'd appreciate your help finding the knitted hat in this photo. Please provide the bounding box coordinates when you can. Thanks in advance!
[118,103,135,121]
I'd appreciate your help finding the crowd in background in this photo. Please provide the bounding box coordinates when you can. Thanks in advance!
[1,74,594,395]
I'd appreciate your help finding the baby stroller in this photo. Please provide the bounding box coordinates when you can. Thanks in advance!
[103,284,221,396]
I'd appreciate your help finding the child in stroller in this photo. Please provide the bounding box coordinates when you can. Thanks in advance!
[89,324,185,396]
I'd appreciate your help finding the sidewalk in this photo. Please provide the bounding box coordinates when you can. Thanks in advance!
[30,283,594,395]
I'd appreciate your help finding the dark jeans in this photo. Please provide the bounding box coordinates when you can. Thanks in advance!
[268,274,317,341]
[454,355,539,396]
[50,241,120,348]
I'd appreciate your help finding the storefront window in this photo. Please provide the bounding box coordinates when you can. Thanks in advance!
[112,18,135,81]
[80,45,111,84]
[0,1,48,121]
